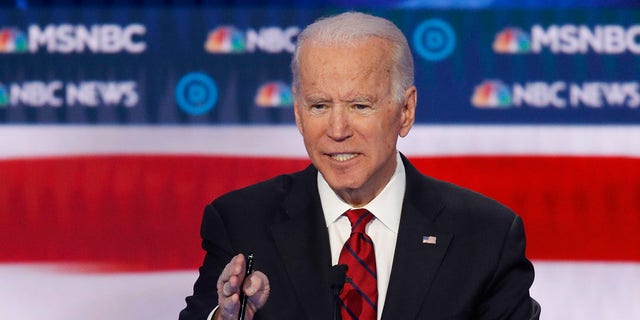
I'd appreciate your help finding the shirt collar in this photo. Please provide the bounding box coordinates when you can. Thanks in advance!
[319,152,406,233]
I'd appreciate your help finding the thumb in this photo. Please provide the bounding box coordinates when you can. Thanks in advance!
[244,271,270,309]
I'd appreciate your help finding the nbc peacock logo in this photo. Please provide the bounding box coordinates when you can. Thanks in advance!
[471,80,512,108]
[493,27,531,54]
[255,81,293,108]
[204,26,245,53]
[0,83,9,106]
[0,27,28,53]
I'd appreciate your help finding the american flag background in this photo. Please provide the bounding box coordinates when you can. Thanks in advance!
[1,1,640,319]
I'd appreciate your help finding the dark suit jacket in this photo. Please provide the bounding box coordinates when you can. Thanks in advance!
[179,155,538,320]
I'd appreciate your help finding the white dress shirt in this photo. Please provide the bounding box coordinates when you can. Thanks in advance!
[319,152,406,320]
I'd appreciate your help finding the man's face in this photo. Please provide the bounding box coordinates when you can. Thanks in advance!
[294,37,416,206]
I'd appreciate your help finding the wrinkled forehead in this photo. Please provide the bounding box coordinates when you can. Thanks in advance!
[296,39,394,100]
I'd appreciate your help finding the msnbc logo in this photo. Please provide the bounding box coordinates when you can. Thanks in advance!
[255,81,293,108]
[204,26,299,54]
[471,80,512,108]
[0,24,146,54]
[0,28,28,53]
[494,24,640,55]
[493,28,531,54]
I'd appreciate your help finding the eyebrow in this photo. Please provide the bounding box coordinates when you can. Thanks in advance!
[344,95,377,104]
[304,96,331,105]
[303,94,378,105]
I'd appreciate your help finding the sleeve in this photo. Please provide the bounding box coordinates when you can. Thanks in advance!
[178,203,235,320]
[475,215,540,320]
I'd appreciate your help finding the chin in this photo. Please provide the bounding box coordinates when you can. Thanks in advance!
[324,174,362,191]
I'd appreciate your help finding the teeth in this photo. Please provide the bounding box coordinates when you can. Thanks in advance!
[332,153,357,162]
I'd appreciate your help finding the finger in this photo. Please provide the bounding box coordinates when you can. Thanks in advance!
[242,271,262,296]
[243,271,270,310]
[216,255,248,318]
[217,254,245,285]
[217,293,240,320]
[215,254,251,320]
[221,277,239,298]
[217,254,245,295]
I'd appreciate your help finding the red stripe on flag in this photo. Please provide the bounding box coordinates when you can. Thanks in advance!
[0,155,309,271]
[1,155,638,271]
[410,156,640,262]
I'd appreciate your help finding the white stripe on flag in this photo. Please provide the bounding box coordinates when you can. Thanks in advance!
[0,261,638,320]
[2,125,640,159]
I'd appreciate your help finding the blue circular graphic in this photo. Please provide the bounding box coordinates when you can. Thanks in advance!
[413,19,456,61]
[175,72,218,115]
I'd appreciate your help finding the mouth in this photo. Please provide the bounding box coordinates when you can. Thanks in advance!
[328,153,359,162]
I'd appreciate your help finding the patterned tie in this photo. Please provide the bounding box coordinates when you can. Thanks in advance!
[338,208,378,320]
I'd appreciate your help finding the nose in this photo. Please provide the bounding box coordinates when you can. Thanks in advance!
[326,106,352,141]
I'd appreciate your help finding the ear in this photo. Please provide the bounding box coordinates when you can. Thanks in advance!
[399,86,417,138]
[292,86,304,135]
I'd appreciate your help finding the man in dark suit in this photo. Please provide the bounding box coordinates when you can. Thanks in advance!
[180,12,539,320]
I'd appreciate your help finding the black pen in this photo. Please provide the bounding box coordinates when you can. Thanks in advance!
[238,253,254,320]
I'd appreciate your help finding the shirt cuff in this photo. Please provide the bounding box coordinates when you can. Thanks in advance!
[207,306,218,320]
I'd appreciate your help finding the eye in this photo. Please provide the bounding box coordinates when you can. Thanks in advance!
[308,103,328,115]
[352,104,372,111]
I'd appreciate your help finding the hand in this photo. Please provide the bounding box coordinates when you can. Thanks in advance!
[215,254,270,320]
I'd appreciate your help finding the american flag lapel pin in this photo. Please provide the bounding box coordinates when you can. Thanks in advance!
[422,235,437,245]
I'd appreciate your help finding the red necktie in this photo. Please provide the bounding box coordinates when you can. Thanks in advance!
[338,209,378,320]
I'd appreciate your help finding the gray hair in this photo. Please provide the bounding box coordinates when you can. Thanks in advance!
[291,12,414,103]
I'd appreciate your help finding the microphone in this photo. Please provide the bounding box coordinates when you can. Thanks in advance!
[329,264,348,320]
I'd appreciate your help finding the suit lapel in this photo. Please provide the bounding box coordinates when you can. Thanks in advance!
[267,158,454,319]
[269,166,334,320]
[381,156,453,319]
